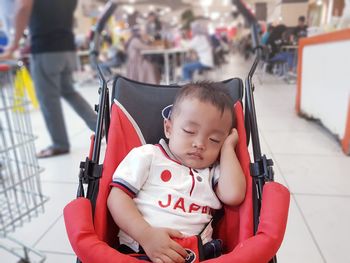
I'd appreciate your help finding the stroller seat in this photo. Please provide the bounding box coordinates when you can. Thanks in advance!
[64,76,290,263]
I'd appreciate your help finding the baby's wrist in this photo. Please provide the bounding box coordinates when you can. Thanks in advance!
[136,224,153,246]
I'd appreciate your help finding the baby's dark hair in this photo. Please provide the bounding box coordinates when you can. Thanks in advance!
[172,81,236,127]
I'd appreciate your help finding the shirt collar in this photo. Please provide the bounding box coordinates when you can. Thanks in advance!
[159,138,178,160]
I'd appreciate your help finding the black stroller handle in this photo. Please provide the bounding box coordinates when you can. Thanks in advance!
[232,0,263,157]
[232,0,262,73]
[83,2,119,204]
[233,1,277,262]
[88,0,118,165]
[78,2,118,206]
[90,1,118,67]
[232,0,257,24]
[76,2,118,263]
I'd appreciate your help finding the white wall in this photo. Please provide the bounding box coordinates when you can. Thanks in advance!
[281,2,309,26]
[267,1,282,24]
[301,39,350,140]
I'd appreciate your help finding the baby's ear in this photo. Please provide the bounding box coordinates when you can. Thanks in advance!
[163,119,172,139]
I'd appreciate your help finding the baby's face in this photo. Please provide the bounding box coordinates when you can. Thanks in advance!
[164,98,232,169]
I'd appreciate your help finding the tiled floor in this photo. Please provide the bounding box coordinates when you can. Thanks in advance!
[1,54,349,263]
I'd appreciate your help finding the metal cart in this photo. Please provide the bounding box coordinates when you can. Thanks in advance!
[0,61,48,263]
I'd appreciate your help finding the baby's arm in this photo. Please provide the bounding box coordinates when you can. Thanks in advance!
[107,187,187,263]
[215,128,246,206]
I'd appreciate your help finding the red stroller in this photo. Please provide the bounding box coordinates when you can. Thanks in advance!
[63,1,290,262]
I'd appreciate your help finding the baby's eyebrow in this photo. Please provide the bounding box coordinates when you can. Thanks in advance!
[185,120,200,127]
[211,129,226,136]
[184,121,227,135]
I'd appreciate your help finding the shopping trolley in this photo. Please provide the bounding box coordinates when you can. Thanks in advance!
[0,61,48,263]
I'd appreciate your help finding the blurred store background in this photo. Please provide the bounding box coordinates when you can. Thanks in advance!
[0,0,349,263]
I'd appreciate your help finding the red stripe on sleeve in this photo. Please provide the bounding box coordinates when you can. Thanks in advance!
[110,182,136,198]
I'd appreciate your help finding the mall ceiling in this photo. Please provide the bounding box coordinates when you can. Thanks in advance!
[93,0,271,26]
[113,0,245,21]
[102,0,254,13]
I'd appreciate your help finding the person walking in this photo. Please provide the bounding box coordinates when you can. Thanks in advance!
[0,0,97,158]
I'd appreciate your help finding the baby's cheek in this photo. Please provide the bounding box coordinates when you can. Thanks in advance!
[212,149,221,162]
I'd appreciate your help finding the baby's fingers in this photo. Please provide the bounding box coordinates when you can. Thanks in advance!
[166,228,184,239]
[154,252,183,263]
[169,240,188,259]
[230,128,238,134]
[166,248,186,263]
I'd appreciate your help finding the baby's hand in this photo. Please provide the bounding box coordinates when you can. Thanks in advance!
[139,226,187,263]
[222,128,239,150]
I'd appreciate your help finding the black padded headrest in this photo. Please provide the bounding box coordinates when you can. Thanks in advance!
[112,76,244,144]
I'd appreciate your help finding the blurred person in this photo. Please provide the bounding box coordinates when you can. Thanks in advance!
[291,16,308,44]
[221,33,229,45]
[182,21,213,82]
[117,37,127,63]
[241,35,253,60]
[267,27,299,75]
[261,24,274,46]
[145,12,165,78]
[266,24,287,58]
[177,29,191,48]
[268,50,295,74]
[210,34,227,66]
[0,0,15,37]
[125,25,160,84]
[146,11,162,41]
[220,33,231,55]
[100,36,126,77]
[0,0,97,158]
[267,18,306,73]
[263,24,294,74]
[260,24,274,63]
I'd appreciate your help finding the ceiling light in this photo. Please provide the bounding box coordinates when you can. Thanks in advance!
[222,0,230,6]
[210,12,220,20]
[123,5,134,14]
[200,0,213,7]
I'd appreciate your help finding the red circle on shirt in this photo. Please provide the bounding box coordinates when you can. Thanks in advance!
[161,170,172,182]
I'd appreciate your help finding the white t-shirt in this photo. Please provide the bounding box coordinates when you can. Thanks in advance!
[111,139,222,252]
[187,35,214,68]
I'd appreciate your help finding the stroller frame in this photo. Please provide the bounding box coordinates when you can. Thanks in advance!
[65,1,289,263]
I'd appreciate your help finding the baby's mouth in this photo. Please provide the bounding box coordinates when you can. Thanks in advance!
[188,152,203,160]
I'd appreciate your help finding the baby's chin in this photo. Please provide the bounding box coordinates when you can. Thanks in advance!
[182,159,214,170]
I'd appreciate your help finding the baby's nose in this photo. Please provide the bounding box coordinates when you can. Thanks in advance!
[192,140,205,150]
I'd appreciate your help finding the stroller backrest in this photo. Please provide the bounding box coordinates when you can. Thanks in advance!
[96,76,251,249]
[112,76,244,145]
